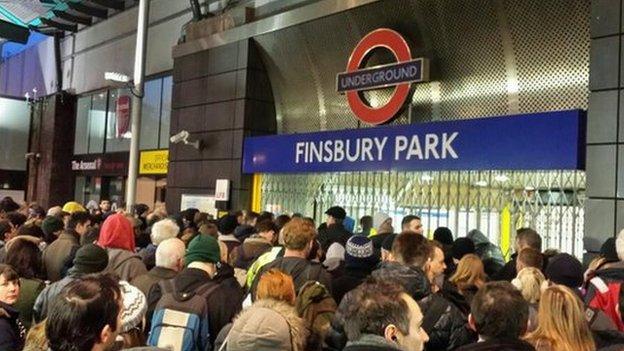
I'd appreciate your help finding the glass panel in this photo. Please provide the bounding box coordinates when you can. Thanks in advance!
[140,79,162,150]
[0,98,30,170]
[74,96,91,155]
[106,88,132,153]
[88,92,107,154]
[159,76,172,149]
[74,176,86,204]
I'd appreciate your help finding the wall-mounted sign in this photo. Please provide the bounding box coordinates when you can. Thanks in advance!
[116,95,131,138]
[180,194,217,217]
[242,110,585,174]
[215,179,230,201]
[71,153,128,176]
[337,28,429,125]
[139,150,169,175]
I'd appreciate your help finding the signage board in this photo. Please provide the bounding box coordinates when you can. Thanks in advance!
[116,95,131,138]
[242,110,585,174]
[71,153,128,175]
[338,28,429,125]
[139,150,169,175]
[215,179,230,201]
[180,194,217,217]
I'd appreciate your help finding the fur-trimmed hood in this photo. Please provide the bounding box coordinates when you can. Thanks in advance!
[227,298,308,351]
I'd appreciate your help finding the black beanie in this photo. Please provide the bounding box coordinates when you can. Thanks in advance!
[434,227,454,246]
[545,253,584,289]
[452,237,475,260]
[72,244,109,274]
[600,237,619,262]
[218,215,239,235]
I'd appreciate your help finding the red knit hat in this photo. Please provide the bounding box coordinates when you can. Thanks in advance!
[97,213,136,252]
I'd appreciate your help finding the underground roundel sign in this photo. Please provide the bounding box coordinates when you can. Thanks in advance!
[337,28,430,125]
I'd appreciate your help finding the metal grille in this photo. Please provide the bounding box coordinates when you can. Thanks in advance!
[261,170,585,258]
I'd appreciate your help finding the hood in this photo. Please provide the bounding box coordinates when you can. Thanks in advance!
[372,262,431,300]
[214,262,235,282]
[98,213,135,252]
[467,229,490,246]
[235,225,256,241]
[228,298,308,351]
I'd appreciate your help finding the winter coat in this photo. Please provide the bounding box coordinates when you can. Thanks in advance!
[318,223,352,252]
[456,338,535,351]
[33,275,77,322]
[343,334,402,351]
[131,266,178,298]
[441,280,472,317]
[147,264,244,346]
[331,266,372,304]
[230,236,273,270]
[250,257,333,300]
[224,298,308,351]
[372,262,476,350]
[467,230,505,276]
[14,278,44,330]
[0,302,25,351]
[138,244,157,271]
[105,248,148,282]
[42,231,80,282]
[218,234,241,258]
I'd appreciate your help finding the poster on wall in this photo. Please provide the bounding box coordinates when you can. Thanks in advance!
[116,95,131,138]
[180,194,217,217]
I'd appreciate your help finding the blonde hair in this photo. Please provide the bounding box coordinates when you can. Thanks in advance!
[256,268,296,305]
[449,254,486,292]
[512,267,545,304]
[282,217,316,251]
[526,285,595,351]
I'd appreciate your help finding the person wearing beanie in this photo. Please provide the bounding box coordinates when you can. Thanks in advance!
[467,229,505,277]
[98,213,147,282]
[42,211,91,282]
[33,244,109,322]
[318,206,352,252]
[114,281,148,349]
[544,253,583,289]
[41,216,64,245]
[369,212,394,255]
[218,214,242,257]
[331,236,379,303]
[146,234,244,347]
[323,242,346,274]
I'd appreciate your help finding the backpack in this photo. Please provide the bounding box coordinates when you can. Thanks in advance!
[147,280,221,351]
[586,276,624,331]
[295,281,337,337]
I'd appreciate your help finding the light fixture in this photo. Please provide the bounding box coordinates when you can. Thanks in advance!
[474,180,488,187]
[524,186,536,191]
[421,174,433,182]
[105,72,131,83]
[494,175,510,182]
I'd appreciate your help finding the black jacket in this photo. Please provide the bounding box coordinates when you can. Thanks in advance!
[441,280,473,317]
[456,338,535,351]
[372,262,476,350]
[493,254,518,281]
[147,264,244,345]
[0,302,24,351]
[342,334,402,351]
[318,223,352,252]
[331,266,372,304]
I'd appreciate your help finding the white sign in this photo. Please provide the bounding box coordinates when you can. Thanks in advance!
[180,194,217,217]
[215,179,230,201]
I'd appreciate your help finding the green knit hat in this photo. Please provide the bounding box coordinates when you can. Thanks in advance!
[185,234,220,266]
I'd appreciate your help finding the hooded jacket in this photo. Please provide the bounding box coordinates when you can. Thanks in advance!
[224,298,308,351]
[98,214,147,282]
[467,230,505,276]
[372,262,476,350]
[230,236,273,270]
[42,230,80,282]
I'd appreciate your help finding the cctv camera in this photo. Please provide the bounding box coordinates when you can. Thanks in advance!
[170,130,190,144]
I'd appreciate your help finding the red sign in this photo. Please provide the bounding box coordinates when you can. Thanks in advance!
[116,95,131,137]
[340,29,428,125]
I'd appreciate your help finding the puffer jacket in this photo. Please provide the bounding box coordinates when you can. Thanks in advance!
[372,262,476,350]
[223,298,309,351]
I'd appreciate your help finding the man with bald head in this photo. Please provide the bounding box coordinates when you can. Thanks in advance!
[131,238,185,297]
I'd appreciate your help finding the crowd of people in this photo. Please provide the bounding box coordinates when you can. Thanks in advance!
[0,195,623,351]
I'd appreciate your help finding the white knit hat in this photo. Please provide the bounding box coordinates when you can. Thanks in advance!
[373,212,391,231]
[119,281,147,333]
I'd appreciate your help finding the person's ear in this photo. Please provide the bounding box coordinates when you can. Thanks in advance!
[99,324,114,346]
[468,314,477,332]
[384,324,399,344]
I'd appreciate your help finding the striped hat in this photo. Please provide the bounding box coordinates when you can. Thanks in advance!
[119,281,147,333]
[345,235,379,270]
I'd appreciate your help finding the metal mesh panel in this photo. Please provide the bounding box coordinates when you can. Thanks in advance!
[261,170,585,258]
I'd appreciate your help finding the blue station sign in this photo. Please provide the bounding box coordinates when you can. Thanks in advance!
[242,110,586,174]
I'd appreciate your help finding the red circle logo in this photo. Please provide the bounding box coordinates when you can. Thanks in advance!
[345,29,412,125]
